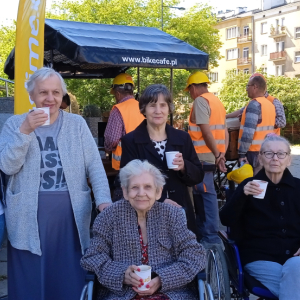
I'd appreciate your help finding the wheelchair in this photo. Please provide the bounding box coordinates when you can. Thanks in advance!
[80,269,216,300]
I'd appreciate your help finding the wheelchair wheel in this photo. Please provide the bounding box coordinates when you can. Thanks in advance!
[206,245,231,300]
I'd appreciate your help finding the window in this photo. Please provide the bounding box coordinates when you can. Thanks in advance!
[208,72,218,82]
[276,65,284,76]
[276,41,285,52]
[244,26,249,36]
[295,51,300,63]
[227,27,239,39]
[296,27,300,39]
[243,47,249,58]
[227,48,239,60]
[262,67,268,74]
[261,45,268,56]
[213,92,218,96]
[244,69,249,74]
[261,22,267,34]
[281,18,285,27]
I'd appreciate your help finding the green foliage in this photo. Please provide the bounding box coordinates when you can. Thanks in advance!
[219,69,300,125]
[82,104,102,117]
[0,0,221,114]
[0,24,16,97]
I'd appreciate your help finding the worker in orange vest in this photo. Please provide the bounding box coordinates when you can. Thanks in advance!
[238,75,276,174]
[226,73,286,135]
[104,73,145,170]
[185,71,228,248]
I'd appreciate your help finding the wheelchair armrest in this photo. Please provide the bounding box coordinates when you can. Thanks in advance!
[218,230,236,245]
[197,269,206,281]
[85,271,96,283]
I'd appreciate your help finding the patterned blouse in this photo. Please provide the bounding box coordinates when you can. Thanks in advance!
[151,139,167,161]
[131,225,170,300]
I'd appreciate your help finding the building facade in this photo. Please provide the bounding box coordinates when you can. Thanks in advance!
[210,0,300,94]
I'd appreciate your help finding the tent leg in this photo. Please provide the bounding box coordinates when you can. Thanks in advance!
[137,67,140,93]
[170,68,173,127]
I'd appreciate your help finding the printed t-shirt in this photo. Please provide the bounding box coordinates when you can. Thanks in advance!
[35,110,68,191]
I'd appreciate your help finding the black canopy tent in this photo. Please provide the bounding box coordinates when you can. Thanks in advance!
[4,18,209,81]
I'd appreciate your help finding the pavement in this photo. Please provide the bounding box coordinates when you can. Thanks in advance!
[0,146,299,300]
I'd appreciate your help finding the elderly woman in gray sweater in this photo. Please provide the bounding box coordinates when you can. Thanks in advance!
[81,160,206,300]
[0,67,112,300]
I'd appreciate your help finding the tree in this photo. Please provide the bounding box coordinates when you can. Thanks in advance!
[0,24,15,97]
[219,69,300,125]
[0,0,222,114]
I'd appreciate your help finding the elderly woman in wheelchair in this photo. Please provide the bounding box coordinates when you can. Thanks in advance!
[81,159,206,300]
[220,134,300,300]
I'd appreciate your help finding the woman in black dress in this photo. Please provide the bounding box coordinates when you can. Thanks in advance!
[120,84,204,235]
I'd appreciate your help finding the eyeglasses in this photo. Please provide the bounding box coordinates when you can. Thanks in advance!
[261,151,289,159]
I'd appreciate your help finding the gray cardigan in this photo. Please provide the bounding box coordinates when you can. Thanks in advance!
[0,111,112,255]
[81,199,206,300]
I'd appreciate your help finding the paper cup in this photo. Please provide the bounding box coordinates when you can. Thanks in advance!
[33,107,50,126]
[134,265,151,291]
[165,151,179,169]
[253,180,268,199]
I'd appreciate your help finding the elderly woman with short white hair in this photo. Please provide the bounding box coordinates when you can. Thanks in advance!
[0,67,112,300]
[220,135,300,299]
[81,159,206,300]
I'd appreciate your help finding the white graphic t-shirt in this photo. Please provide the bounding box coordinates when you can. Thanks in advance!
[35,111,68,191]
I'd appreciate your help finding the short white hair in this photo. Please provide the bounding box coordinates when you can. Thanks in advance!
[120,160,166,191]
[26,67,67,95]
[260,134,291,154]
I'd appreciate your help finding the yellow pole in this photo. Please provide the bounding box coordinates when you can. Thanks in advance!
[14,0,46,114]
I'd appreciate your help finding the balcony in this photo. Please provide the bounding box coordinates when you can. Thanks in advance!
[269,26,287,38]
[237,57,251,66]
[237,35,252,44]
[269,51,287,61]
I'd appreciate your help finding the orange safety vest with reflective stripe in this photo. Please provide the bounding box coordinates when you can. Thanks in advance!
[112,98,145,170]
[188,92,226,154]
[266,94,280,135]
[238,97,275,152]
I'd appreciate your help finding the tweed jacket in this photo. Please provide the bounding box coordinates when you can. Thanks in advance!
[0,110,112,255]
[81,199,206,300]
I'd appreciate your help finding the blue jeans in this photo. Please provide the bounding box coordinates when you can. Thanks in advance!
[244,258,300,299]
[0,213,5,248]
[193,162,221,245]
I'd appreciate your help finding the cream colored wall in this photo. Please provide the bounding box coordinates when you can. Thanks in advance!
[254,2,300,77]
[210,16,253,94]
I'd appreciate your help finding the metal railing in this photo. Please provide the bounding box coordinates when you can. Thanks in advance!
[0,77,14,97]
[237,57,251,65]
[237,35,252,43]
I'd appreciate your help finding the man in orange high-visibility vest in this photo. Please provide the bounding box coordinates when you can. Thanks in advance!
[226,73,286,135]
[104,73,145,171]
[238,75,276,174]
[185,71,228,248]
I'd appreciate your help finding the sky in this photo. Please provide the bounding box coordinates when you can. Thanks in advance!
[0,0,263,26]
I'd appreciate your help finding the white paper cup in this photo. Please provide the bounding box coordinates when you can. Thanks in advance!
[33,107,50,126]
[134,265,151,291]
[253,180,268,199]
[165,151,179,169]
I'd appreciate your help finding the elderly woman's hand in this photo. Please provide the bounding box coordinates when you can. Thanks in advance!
[243,181,263,196]
[294,248,300,256]
[173,153,185,173]
[132,277,162,296]
[164,198,182,208]
[124,265,143,288]
[20,110,49,135]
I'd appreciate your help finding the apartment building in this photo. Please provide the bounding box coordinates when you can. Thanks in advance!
[210,0,300,94]
[209,8,255,94]
[254,1,300,77]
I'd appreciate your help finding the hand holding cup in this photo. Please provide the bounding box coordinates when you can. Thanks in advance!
[20,108,49,135]
[244,180,266,198]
